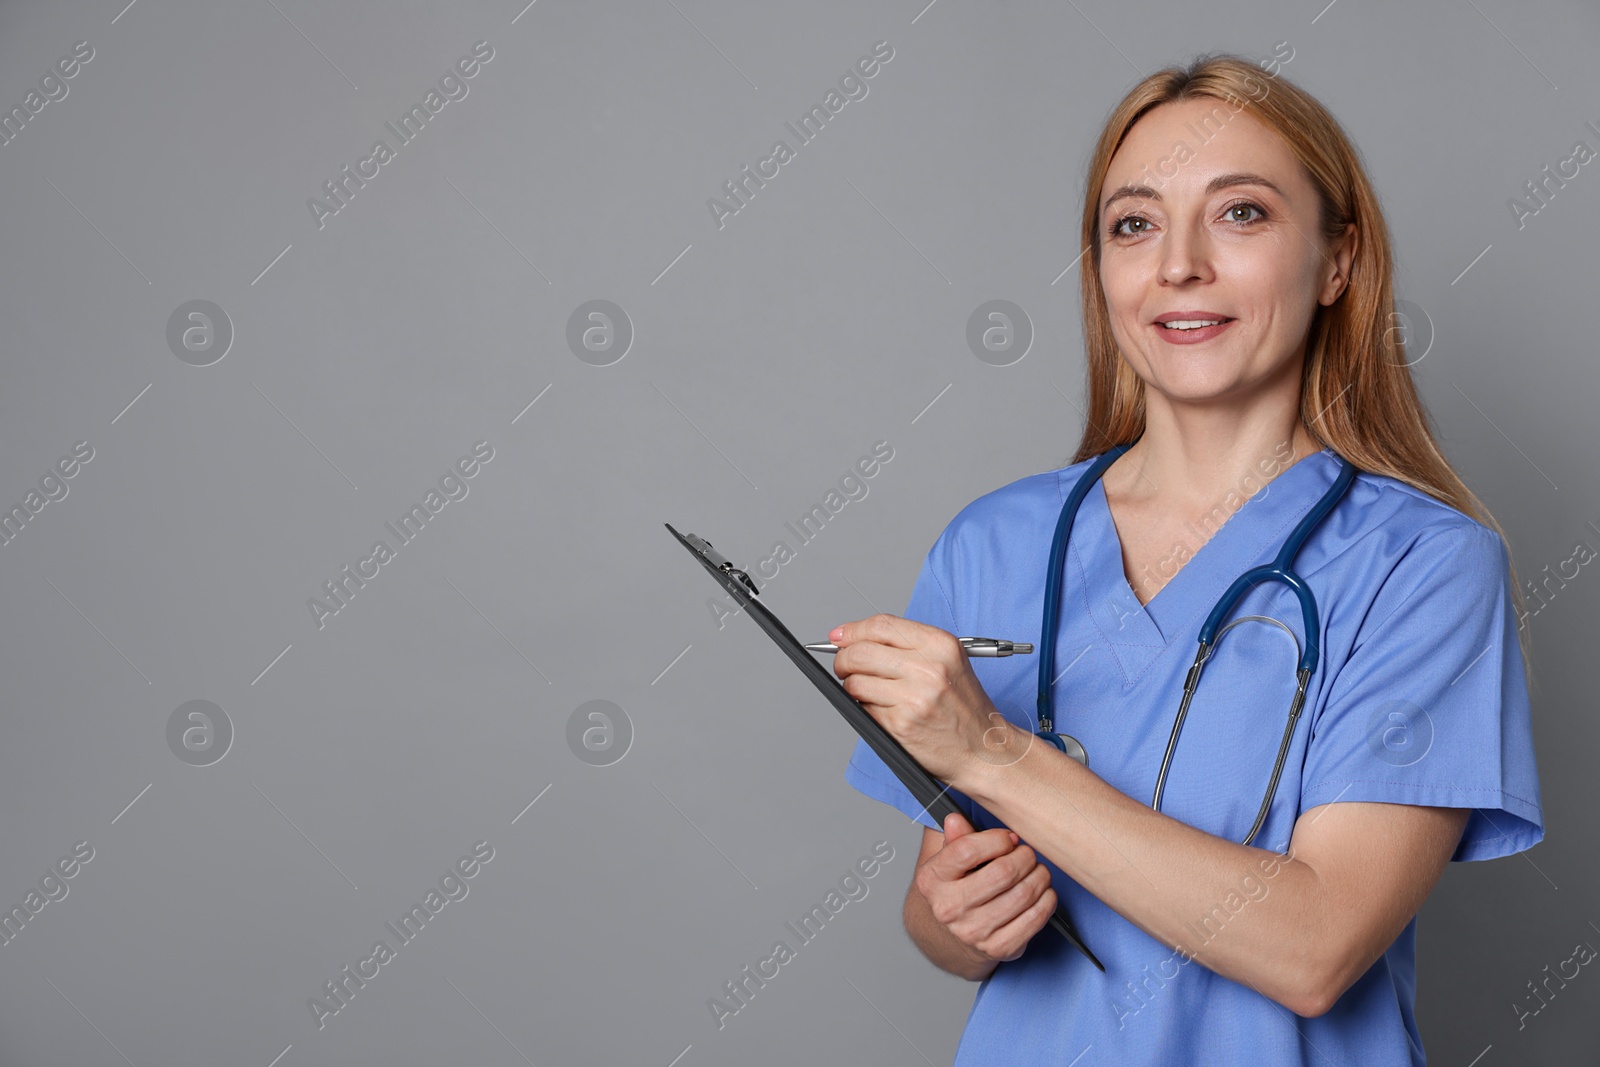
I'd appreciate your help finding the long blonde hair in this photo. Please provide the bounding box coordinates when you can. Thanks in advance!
[1071,53,1533,683]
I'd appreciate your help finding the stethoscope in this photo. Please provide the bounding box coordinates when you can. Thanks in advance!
[1035,442,1358,846]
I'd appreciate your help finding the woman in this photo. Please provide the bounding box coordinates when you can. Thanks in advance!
[835,54,1543,1065]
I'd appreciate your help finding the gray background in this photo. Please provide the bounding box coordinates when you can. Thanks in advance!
[0,0,1594,1064]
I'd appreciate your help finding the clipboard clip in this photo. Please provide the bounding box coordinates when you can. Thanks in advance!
[683,532,760,598]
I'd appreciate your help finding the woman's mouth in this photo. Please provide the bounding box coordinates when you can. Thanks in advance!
[1152,316,1235,344]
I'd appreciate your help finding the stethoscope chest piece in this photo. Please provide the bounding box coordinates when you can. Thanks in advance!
[1041,731,1089,767]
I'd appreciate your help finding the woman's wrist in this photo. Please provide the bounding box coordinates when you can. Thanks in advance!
[955,717,1048,803]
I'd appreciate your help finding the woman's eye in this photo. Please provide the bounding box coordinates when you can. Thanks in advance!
[1223,201,1266,225]
[1109,214,1148,237]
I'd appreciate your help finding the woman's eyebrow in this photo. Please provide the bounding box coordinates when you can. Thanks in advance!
[1100,172,1288,214]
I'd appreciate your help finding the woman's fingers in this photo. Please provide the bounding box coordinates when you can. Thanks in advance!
[962,845,1043,913]
[951,864,1055,962]
[927,827,1015,881]
[920,829,1058,964]
[832,613,939,652]
[981,880,1059,962]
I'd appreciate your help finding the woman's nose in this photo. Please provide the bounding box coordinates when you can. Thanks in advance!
[1159,220,1214,285]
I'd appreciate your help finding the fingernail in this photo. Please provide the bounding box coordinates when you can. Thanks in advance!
[1008,832,1019,845]
[829,626,844,641]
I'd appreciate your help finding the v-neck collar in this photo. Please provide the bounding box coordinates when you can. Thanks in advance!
[1063,447,1341,684]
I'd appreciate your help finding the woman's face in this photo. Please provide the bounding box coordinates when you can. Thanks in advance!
[1096,96,1354,410]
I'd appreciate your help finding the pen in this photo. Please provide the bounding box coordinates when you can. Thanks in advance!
[804,636,1034,656]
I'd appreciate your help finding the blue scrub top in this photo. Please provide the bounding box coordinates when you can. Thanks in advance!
[844,447,1543,1066]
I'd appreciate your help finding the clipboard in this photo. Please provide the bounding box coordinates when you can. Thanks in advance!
[665,523,1103,971]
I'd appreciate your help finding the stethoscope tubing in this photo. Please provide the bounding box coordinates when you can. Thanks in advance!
[1036,443,1357,846]
[1035,444,1132,733]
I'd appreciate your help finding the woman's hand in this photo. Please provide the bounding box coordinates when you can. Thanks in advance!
[827,613,1029,788]
[915,811,1059,966]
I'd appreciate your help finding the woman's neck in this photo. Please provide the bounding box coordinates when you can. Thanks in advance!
[1106,403,1320,509]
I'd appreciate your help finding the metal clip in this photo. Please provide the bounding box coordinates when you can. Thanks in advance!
[684,533,759,597]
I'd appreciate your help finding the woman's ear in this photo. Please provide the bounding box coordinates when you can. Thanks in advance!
[1320,223,1358,306]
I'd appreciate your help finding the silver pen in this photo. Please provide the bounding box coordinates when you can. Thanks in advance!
[804,636,1034,657]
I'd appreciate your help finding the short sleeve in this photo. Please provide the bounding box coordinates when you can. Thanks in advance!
[843,530,979,832]
[1300,523,1543,862]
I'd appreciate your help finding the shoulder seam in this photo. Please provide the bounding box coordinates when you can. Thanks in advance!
[1349,470,1495,536]
[928,551,960,633]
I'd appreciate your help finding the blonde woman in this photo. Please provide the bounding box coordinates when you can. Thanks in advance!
[833,54,1542,1065]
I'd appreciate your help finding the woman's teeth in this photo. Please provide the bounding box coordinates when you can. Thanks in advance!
[1161,319,1225,330]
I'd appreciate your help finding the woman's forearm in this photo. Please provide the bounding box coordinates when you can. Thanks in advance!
[903,878,1001,982]
[953,722,1327,1012]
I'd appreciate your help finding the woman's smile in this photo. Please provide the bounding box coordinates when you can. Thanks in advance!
[1151,312,1237,344]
